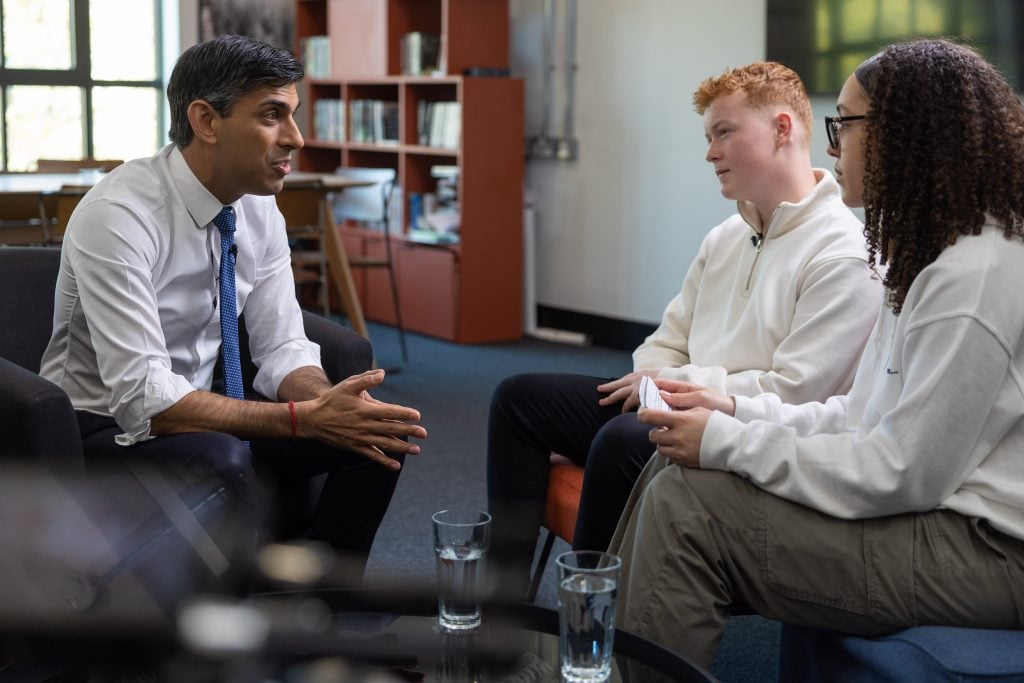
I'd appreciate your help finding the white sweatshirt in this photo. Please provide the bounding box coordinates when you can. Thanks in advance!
[633,170,883,403]
[702,222,1024,541]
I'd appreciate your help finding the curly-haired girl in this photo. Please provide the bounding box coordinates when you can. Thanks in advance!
[851,39,1024,313]
[609,38,1024,673]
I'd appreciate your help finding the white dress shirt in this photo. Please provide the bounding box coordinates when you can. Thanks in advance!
[40,144,321,445]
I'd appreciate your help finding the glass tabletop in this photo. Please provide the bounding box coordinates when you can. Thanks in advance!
[244,588,716,683]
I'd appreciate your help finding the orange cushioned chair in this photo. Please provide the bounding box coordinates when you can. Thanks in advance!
[526,454,584,602]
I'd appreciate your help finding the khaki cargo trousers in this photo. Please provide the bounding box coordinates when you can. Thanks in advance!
[608,454,1024,672]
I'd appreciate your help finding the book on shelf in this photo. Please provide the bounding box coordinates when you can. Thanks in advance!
[302,36,331,79]
[417,101,461,149]
[400,32,440,76]
[421,206,459,234]
[408,228,459,245]
[407,165,460,243]
[445,103,461,150]
[417,101,428,145]
[349,99,399,145]
[313,99,345,142]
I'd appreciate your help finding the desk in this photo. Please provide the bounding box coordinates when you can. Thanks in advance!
[0,172,99,245]
[0,171,362,194]
[0,171,103,194]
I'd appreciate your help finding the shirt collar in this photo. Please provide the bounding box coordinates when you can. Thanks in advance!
[736,168,829,235]
[165,144,230,230]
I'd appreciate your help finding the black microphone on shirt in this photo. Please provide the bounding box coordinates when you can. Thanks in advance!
[229,244,238,257]
[750,234,763,248]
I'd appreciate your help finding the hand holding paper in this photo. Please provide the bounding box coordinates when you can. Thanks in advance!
[638,375,671,412]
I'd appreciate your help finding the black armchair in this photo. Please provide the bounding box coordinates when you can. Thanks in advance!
[0,247,374,675]
[0,247,82,470]
[0,246,374,467]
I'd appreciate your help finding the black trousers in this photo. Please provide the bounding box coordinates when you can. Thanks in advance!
[76,411,403,585]
[486,373,655,594]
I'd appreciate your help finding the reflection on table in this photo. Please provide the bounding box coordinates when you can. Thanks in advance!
[179,585,717,682]
[0,472,716,683]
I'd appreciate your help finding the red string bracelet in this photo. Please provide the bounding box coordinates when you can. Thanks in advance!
[288,400,298,438]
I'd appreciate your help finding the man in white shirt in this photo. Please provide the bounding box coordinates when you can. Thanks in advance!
[40,35,426,582]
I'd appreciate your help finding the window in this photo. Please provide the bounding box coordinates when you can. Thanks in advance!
[767,0,1024,94]
[0,0,163,171]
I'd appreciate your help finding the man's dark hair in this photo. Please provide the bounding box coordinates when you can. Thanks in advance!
[856,38,1024,314]
[167,34,303,148]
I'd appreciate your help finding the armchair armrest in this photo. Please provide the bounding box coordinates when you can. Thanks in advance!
[301,311,374,383]
[0,356,84,472]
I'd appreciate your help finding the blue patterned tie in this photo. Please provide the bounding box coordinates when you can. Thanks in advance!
[213,206,245,402]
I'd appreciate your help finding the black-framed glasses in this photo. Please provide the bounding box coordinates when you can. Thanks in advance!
[825,115,867,150]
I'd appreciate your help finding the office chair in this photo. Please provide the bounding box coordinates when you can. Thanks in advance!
[526,455,584,602]
[0,192,49,246]
[0,246,379,677]
[332,166,408,369]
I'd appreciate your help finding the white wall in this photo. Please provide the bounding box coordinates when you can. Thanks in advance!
[178,0,198,49]
[511,0,840,326]
[171,1,839,328]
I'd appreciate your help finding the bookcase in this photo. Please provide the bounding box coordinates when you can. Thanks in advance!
[295,0,524,343]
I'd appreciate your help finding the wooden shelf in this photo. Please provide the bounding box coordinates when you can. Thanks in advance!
[303,140,456,156]
[296,0,523,343]
[401,144,458,156]
[342,142,401,154]
[304,139,347,150]
[339,223,462,250]
[309,75,463,86]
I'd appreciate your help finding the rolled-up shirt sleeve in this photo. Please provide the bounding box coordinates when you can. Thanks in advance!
[241,203,322,400]
[65,201,197,443]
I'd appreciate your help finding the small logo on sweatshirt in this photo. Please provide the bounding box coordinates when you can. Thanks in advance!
[885,368,900,375]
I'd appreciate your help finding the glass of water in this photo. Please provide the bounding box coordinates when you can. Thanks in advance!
[556,550,621,683]
[432,509,491,633]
